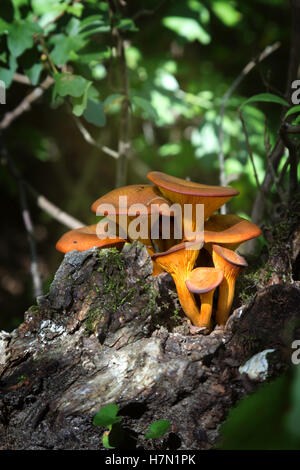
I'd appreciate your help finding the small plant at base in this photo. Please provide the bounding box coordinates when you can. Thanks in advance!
[93,403,171,449]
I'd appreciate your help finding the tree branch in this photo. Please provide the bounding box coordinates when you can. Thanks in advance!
[0,76,54,130]
[73,116,120,160]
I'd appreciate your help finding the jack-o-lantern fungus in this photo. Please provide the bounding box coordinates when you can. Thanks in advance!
[151,239,203,326]
[211,244,248,325]
[56,224,125,253]
[186,267,224,329]
[91,184,172,250]
[204,214,262,250]
[147,171,239,240]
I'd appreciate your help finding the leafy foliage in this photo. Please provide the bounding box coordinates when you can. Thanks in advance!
[93,403,170,449]
[219,366,300,449]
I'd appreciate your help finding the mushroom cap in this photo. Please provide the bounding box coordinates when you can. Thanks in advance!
[204,214,262,245]
[56,224,125,253]
[91,184,173,216]
[147,172,239,197]
[151,238,202,261]
[147,171,239,220]
[212,244,248,267]
[186,267,224,294]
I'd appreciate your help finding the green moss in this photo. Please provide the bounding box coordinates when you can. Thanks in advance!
[85,308,104,333]
[170,307,181,323]
[28,305,39,315]
[18,375,28,384]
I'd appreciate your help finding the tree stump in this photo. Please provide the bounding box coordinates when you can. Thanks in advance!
[0,242,299,450]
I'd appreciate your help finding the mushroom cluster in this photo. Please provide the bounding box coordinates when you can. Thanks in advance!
[56,171,261,329]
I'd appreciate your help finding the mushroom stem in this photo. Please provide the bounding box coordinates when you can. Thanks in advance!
[211,244,247,326]
[198,290,215,329]
[216,275,238,325]
[174,279,202,327]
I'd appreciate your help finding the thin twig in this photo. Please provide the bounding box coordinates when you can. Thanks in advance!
[280,123,299,200]
[3,149,43,298]
[108,0,131,187]
[1,154,84,229]
[30,189,84,229]
[238,109,261,190]
[0,76,54,130]
[13,73,32,85]
[73,116,120,160]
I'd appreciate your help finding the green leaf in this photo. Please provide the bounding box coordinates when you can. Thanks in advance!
[83,99,106,127]
[93,404,121,427]
[145,420,171,439]
[241,93,289,109]
[0,18,9,35]
[32,0,66,15]
[285,105,300,119]
[72,82,92,116]
[0,55,17,88]
[8,20,42,57]
[67,2,84,17]
[285,366,300,439]
[102,432,115,449]
[116,18,138,32]
[24,63,43,86]
[132,96,158,121]
[0,52,7,64]
[50,34,86,66]
[104,94,124,108]
[54,73,91,98]
[163,17,211,44]
[212,1,242,26]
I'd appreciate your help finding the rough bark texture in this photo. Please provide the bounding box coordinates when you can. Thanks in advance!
[0,234,300,450]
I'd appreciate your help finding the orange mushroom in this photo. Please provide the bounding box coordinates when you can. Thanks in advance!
[186,267,223,329]
[56,224,125,253]
[151,240,202,326]
[204,214,262,250]
[211,244,248,325]
[147,171,239,241]
[91,184,173,250]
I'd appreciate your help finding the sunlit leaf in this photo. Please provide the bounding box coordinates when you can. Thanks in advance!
[67,2,84,17]
[212,1,242,26]
[285,105,300,119]
[159,143,182,157]
[241,93,289,109]
[163,17,211,44]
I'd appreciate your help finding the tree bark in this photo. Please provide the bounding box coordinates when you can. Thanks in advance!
[0,232,299,450]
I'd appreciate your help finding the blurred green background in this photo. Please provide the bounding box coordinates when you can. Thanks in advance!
[0,0,293,330]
